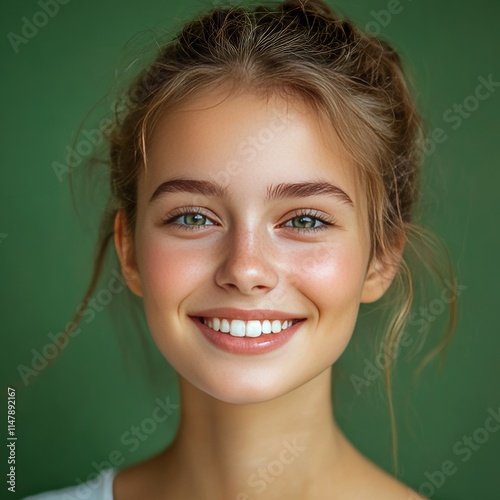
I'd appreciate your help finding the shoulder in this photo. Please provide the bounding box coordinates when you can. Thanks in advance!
[358,469,428,500]
[23,468,117,500]
[342,457,427,500]
[335,433,428,500]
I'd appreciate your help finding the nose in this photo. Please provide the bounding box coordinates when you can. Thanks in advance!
[214,225,279,295]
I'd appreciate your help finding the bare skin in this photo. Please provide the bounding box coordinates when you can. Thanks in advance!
[113,369,424,499]
[113,89,426,500]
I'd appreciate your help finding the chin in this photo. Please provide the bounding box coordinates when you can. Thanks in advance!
[187,366,305,405]
[202,384,292,405]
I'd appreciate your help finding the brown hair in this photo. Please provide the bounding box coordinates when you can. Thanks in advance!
[64,0,456,474]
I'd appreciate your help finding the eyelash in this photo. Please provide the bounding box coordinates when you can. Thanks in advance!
[281,209,336,232]
[161,207,213,232]
[161,207,337,233]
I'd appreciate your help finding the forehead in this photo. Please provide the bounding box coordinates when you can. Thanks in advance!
[141,88,366,210]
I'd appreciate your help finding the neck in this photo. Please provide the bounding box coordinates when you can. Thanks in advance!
[160,367,350,499]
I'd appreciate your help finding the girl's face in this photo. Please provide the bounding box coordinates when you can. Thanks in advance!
[115,90,393,404]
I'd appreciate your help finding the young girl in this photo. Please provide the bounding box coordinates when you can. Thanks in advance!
[26,0,454,498]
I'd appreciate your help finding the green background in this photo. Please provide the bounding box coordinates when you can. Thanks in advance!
[1,0,499,498]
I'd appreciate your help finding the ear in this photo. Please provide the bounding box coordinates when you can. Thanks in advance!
[113,210,143,297]
[361,235,405,304]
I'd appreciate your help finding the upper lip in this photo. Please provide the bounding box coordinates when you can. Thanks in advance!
[190,307,305,321]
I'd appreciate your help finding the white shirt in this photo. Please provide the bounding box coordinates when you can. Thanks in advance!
[24,468,116,500]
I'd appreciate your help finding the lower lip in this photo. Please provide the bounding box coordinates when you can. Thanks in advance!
[190,317,304,355]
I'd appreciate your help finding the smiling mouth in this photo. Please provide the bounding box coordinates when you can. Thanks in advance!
[198,317,304,338]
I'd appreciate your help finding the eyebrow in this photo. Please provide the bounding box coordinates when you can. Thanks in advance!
[267,181,353,206]
[150,178,226,202]
[149,177,354,206]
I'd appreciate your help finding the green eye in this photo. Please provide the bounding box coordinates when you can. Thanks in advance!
[180,213,210,226]
[162,210,216,229]
[287,215,323,229]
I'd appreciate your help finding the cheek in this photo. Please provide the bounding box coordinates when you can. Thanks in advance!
[289,240,367,305]
[288,241,367,356]
[137,230,213,308]
[133,230,217,374]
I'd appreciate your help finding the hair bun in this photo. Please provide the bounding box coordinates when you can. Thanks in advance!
[281,0,338,19]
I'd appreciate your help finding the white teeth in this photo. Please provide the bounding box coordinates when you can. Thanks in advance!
[230,319,246,337]
[220,319,230,333]
[246,320,262,337]
[262,320,272,334]
[202,317,298,337]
